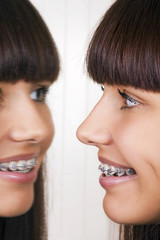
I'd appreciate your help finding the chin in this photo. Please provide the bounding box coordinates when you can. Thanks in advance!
[103,195,160,225]
[0,185,34,217]
[103,199,142,225]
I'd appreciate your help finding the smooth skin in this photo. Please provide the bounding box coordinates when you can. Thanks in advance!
[0,80,54,217]
[77,83,160,224]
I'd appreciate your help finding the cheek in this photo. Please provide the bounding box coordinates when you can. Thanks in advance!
[116,119,160,188]
[36,109,54,171]
[117,118,160,167]
[42,109,55,151]
[108,118,160,223]
[45,121,54,148]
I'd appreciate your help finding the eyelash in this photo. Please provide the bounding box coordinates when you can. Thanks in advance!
[101,85,104,92]
[118,89,140,110]
[30,86,49,103]
[101,86,140,110]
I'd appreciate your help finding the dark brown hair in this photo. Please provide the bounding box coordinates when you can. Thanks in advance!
[0,0,60,240]
[86,0,160,239]
[0,0,59,84]
[87,0,160,92]
[120,224,160,240]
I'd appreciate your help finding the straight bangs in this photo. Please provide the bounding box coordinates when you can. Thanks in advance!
[0,0,59,84]
[87,0,160,92]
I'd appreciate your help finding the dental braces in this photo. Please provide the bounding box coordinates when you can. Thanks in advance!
[0,158,38,172]
[99,164,136,177]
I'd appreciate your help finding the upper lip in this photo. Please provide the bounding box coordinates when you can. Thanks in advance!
[0,153,38,163]
[98,156,131,169]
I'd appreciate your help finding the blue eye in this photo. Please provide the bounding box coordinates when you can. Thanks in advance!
[118,89,140,110]
[125,97,138,107]
[30,87,49,103]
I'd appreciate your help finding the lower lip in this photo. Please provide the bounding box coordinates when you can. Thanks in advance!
[0,168,37,184]
[99,173,137,189]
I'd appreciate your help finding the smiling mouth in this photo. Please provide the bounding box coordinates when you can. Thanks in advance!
[0,158,38,173]
[99,163,136,177]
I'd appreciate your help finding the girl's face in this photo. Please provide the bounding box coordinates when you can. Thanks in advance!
[77,83,160,224]
[0,80,54,217]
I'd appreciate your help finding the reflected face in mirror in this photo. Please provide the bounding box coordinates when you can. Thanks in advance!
[0,80,54,217]
[77,83,160,224]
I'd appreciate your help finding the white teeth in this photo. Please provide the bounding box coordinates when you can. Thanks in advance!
[0,158,38,173]
[103,164,110,176]
[99,164,104,171]
[103,164,109,170]
[8,161,17,171]
[104,171,110,176]
[126,168,136,176]
[116,168,125,176]
[99,163,136,177]
[0,162,8,171]
[99,164,110,176]
[14,169,30,174]
[17,160,27,171]
[27,158,36,169]
[108,166,116,175]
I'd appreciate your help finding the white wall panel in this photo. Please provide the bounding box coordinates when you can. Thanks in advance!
[30,1,119,240]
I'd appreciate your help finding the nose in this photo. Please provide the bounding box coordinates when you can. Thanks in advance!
[76,101,113,146]
[8,100,51,143]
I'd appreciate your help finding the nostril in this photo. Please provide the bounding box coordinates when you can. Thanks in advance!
[86,141,99,147]
[88,141,96,145]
